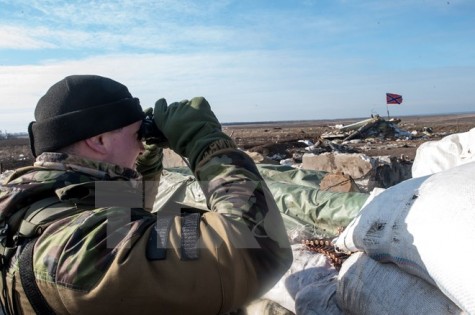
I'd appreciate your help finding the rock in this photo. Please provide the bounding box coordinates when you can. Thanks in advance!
[319,172,360,193]
[302,153,373,179]
[302,153,412,191]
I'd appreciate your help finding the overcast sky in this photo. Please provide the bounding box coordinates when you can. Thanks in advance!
[1,0,474,132]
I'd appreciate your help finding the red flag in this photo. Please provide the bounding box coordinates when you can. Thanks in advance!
[386,93,403,105]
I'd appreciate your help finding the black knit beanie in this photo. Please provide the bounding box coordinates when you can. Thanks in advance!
[28,75,145,157]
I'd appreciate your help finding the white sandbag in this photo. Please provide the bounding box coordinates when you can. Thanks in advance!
[335,162,475,313]
[337,252,464,315]
[412,127,475,177]
[263,244,342,315]
[244,299,294,315]
[293,275,341,315]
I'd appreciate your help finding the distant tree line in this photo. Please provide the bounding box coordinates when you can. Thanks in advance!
[0,130,29,140]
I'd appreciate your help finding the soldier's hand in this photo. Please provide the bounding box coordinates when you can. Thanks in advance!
[153,97,233,169]
[135,143,163,178]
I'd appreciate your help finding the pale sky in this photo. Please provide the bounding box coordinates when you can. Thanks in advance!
[1,0,474,132]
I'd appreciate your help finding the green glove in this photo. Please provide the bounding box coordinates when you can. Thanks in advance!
[135,143,163,179]
[153,97,235,170]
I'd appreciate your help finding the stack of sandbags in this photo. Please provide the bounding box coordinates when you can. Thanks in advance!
[335,161,475,313]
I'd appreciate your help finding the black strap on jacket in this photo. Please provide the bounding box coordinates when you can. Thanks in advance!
[1,198,82,314]
[180,212,201,260]
[19,239,56,315]
[146,214,174,261]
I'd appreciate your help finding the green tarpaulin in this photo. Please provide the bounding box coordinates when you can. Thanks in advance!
[153,165,369,240]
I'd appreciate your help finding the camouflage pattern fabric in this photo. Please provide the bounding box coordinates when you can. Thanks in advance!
[1,147,292,314]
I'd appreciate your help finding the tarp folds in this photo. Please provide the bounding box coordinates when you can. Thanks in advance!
[256,164,327,188]
[154,164,369,240]
[266,177,367,239]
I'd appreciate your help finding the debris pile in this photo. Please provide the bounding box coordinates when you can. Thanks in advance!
[239,116,418,191]
[162,115,467,192]
[244,115,420,165]
[323,115,411,141]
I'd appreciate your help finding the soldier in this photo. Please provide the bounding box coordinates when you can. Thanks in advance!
[0,75,292,314]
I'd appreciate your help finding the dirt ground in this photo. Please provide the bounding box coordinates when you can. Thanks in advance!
[1,112,475,172]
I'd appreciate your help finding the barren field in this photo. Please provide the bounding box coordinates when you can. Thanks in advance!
[1,112,475,173]
[224,113,475,162]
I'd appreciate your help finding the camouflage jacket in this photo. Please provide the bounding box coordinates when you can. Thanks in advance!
[1,148,292,314]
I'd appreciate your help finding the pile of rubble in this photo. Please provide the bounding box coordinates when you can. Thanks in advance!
[248,116,420,192]
[321,115,412,141]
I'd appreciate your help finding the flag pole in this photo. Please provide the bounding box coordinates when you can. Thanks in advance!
[386,103,390,119]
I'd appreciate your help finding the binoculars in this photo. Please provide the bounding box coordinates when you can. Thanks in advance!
[138,112,167,146]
